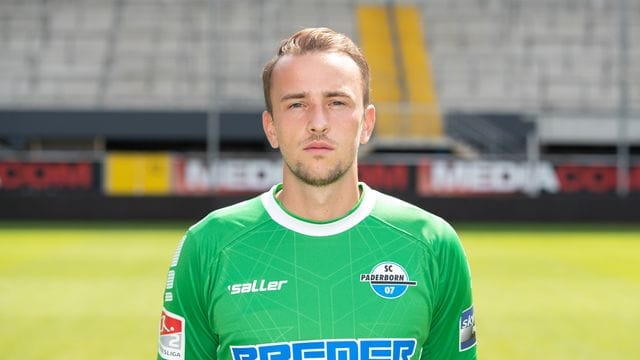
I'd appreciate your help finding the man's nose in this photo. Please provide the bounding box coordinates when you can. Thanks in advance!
[307,106,329,134]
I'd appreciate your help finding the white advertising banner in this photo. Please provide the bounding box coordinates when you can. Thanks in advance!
[174,157,282,195]
[416,160,560,196]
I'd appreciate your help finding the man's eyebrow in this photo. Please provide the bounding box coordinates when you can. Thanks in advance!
[324,91,352,98]
[280,92,307,102]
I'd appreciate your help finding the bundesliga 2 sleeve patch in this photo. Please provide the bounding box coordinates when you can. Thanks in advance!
[459,305,477,351]
[159,308,185,360]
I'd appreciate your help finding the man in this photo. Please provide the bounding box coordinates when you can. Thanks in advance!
[158,27,476,360]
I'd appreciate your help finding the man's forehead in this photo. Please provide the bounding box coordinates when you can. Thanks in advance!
[273,52,360,79]
[271,53,362,97]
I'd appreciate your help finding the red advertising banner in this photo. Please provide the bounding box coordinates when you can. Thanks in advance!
[0,161,94,192]
[359,163,410,193]
[631,166,640,191]
[555,164,617,193]
[1,156,637,197]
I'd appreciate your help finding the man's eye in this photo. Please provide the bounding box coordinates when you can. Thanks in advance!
[288,103,303,109]
[331,101,345,106]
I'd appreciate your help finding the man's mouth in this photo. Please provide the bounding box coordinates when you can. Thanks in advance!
[304,141,334,153]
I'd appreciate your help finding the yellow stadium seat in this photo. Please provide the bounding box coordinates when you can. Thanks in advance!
[357,4,444,141]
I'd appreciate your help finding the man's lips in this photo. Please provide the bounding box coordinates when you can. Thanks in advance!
[304,141,334,151]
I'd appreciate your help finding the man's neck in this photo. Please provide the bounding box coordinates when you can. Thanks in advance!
[276,173,361,222]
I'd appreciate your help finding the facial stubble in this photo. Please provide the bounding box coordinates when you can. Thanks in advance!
[285,156,354,187]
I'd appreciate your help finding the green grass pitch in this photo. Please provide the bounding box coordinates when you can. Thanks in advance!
[1,221,639,359]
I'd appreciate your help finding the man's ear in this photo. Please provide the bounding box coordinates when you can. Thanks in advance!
[262,111,279,149]
[360,104,376,144]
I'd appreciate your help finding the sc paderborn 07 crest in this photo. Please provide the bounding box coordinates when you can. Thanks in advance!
[360,262,417,299]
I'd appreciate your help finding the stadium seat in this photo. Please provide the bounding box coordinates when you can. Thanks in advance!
[357,4,445,148]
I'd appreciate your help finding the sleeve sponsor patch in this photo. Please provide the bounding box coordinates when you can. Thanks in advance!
[159,308,185,360]
[459,305,477,351]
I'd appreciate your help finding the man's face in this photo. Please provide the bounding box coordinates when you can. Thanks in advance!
[262,51,375,187]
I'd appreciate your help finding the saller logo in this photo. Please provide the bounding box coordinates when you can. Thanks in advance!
[159,308,185,360]
[360,262,417,299]
[228,279,288,295]
[231,338,417,360]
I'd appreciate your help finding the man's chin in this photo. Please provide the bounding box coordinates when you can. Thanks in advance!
[288,165,348,187]
[297,173,342,187]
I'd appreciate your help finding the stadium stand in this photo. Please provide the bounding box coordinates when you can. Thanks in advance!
[0,0,638,153]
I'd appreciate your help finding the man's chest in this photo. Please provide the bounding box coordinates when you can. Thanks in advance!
[210,229,436,348]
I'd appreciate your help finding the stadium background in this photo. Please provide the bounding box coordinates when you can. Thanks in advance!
[1,0,639,359]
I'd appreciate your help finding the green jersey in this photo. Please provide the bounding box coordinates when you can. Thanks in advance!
[158,183,476,360]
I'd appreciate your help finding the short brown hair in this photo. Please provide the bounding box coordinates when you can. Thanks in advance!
[262,27,370,113]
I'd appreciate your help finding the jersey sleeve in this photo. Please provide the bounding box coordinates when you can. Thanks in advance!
[421,222,477,359]
[158,230,218,360]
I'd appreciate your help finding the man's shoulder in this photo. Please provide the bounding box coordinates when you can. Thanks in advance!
[187,194,270,241]
[371,190,445,224]
[370,189,457,243]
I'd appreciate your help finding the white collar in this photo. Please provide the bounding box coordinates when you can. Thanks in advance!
[260,183,377,237]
